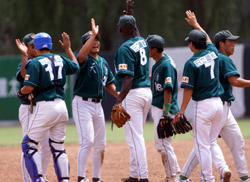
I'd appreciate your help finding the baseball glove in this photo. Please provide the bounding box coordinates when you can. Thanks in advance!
[111,104,131,128]
[17,90,30,104]
[172,113,192,134]
[157,115,174,139]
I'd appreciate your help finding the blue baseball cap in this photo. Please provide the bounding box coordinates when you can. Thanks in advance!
[34,32,52,50]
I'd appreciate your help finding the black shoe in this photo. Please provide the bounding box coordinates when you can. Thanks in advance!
[121,177,139,182]
[139,179,149,182]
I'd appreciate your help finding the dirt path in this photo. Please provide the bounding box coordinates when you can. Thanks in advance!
[1,139,250,181]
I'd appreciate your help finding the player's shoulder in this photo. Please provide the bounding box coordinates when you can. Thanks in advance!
[218,52,230,60]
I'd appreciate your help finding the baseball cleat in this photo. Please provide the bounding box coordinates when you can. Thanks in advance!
[178,176,192,182]
[121,177,139,182]
[80,179,89,182]
[96,180,104,182]
[240,178,250,182]
[220,168,231,182]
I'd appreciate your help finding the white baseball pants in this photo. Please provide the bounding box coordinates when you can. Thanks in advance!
[123,87,152,180]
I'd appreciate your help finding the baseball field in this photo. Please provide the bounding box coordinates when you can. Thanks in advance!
[1,120,250,181]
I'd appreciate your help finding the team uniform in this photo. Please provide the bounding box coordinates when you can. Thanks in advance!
[180,52,250,181]
[72,55,114,180]
[114,37,152,180]
[22,53,80,182]
[180,42,229,181]
[150,54,180,179]
[16,62,51,182]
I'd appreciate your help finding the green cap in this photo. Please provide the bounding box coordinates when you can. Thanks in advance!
[81,31,101,44]
[185,29,207,42]
[117,15,136,28]
[23,33,35,45]
[146,35,165,48]
[213,30,239,45]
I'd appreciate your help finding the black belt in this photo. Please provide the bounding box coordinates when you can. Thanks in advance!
[222,101,232,106]
[82,97,102,103]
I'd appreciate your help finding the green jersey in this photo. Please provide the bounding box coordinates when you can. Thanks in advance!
[16,62,30,105]
[219,52,240,101]
[73,55,114,98]
[181,43,224,101]
[114,37,151,91]
[24,53,80,103]
[151,54,179,114]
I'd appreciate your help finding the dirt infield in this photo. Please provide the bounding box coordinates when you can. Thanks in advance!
[1,139,250,182]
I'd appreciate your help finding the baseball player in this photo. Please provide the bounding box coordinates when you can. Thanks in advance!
[176,10,231,182]
[179,30,250,182]
[15,33,51,182]
[146,34,180,182]
[114,14,152,182]
[72,18,118,182]
[18,32,80,182]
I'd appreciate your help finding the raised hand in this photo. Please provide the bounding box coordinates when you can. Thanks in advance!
[185,10,199,28]
[15,39,28,55]
[91,18,99,37]
[59,32,71,51]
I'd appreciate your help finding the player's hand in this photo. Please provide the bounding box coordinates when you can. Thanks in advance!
[15,39,28,55]
[185,10,199,28]
[59,32,71,51]
[91,18,99,37]
[123,0,134,15]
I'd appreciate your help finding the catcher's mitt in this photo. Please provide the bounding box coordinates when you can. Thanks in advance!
[172,113,192,134]
[157,115,174,139]
[111,104,131,128]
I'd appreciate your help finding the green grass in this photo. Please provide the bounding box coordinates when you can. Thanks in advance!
[0,119,250,146]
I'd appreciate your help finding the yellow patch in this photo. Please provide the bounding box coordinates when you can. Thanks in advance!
[118,64,128,70]
[165,77,172,83]
[25,74,30,80]
[182,76,189,83]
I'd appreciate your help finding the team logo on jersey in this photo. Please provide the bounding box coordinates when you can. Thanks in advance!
[25,74,30,80]
[165,77,172,84]
[182,76,189,83]
[155,83,163,91]
[118,64,128,70]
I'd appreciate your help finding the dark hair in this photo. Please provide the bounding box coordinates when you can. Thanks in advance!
[39,48,50,51]
[215,39,226,49]
[189,40,207,49]
[151,47,163,53]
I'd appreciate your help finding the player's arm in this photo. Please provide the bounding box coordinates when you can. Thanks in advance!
[105,83,119,98]
[123,0,140,37]
[59,32,78,64]
[185,10,211,43]
[15,39,29,78]
[20,85,34,95]
[116,74,134,104]
[78,18,99,64]
[163,87,172,115]
[179,88,193,114]
[228,75,250,87]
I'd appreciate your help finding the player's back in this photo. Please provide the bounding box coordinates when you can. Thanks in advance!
[25,53,79,103]
[181,43,223,101]
[114,37,150,91]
